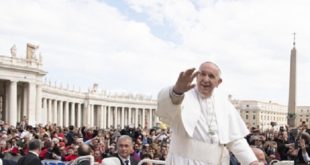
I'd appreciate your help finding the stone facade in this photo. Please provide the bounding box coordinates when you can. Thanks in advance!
[231,99,288,131]
[0,44,157,129]
[296,106,310,128]
[231,98,310,131]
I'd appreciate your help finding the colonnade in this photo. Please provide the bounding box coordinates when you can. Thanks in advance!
[41,97,156,129]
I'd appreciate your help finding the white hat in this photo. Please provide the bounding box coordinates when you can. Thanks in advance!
[52,138,59,143]
[102,157,121,165]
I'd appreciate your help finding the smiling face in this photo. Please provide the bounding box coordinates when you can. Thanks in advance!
[196,62,222,97]
[117,137,133,159]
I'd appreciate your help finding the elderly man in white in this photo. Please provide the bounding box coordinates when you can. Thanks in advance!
[156,62,263,165]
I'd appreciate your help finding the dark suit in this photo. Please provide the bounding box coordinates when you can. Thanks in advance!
[17,152,41,165]
[76,159,90,165]
[117,155,139,165]
[1,159,18,165]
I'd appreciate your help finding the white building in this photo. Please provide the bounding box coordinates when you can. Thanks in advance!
[296,106,310,128]
[0,43,157,128]
[231,99,288,131]
[231,98,310,130]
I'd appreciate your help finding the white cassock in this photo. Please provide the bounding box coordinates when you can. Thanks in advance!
[156,87,257,165]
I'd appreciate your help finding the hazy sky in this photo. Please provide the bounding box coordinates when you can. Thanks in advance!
[0,0,309,105]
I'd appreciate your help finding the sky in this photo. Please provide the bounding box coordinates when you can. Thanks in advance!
[0,0,309,106]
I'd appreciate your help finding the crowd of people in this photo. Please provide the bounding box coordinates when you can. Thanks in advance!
[0,118,309,165]
[0,118,171,165]
[243,123,310,165]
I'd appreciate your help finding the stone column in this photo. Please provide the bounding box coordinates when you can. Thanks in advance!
[53,100,57,124]
[142,108,145,128]
[152,109,156,127]
[124,108,128,126]
[83,104,88,126]
[149,109,152,128]
[9,81,17,126]
[17,94,22,123]
[135,108,138,128]
[77,103,81,127]
[102,105,107,129]
[36,84,42,124]
[114,107,117,128]
[128,107,132,125]
[96,106,100,127]
[42,98,47,124]
[90,104,95,127]
[121,107,124,128]
[58,101,63,127]
[107,106,111,128]
[288,41,297,127]
[23,84,28,117]
[46,98,52,123]
[64,101,69,127]
[5,82,10,122]
[71,103,75,126]
[99,105,103,128]
[85,104,90,127]
[82,104,85,126]
[87,104,91,127]
[28,83,36,126]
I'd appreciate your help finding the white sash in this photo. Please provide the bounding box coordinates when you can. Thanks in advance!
[168,134,229,164]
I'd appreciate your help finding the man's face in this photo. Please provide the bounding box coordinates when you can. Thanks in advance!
[94,150,102,159]
[196,63,222,97]
[117,139,133,159]
[68,148,74,155]
[92,139,99,146]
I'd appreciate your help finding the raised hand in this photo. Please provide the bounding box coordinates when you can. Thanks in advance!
[173,68,199,94]
[300,138,306,151]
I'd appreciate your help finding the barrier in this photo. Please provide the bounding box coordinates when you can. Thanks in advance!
[70,155,95,165]
[137,159,165,165]
[41,160,69,165]
[269,160,294,165]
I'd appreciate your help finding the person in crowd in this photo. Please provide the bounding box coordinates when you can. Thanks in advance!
[3,147,22,162]
[140,153,153,165]
[297,132,310,164]
[17,139,41,165]
[76,143,92,165]
[252,147,267,165]
[116,135,138,165]
[132,142,142,161]
[0,158,17,165]
[94,149,103,164]
[66,125,75,146]
[156,61,262,165]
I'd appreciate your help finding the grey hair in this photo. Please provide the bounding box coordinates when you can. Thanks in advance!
[117,135,133,147]
[29,139,41,151]
[199,61,222,78]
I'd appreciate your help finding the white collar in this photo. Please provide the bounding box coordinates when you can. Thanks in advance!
[194,87,212,100]
[118,154,130,162]
[29,151,39,157]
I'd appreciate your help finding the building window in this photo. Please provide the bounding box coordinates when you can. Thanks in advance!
[253,115,255,120]
[246,115,248,119]
[246,105,249,107]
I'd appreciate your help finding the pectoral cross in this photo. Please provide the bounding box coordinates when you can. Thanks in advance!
[209,131,215,144]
